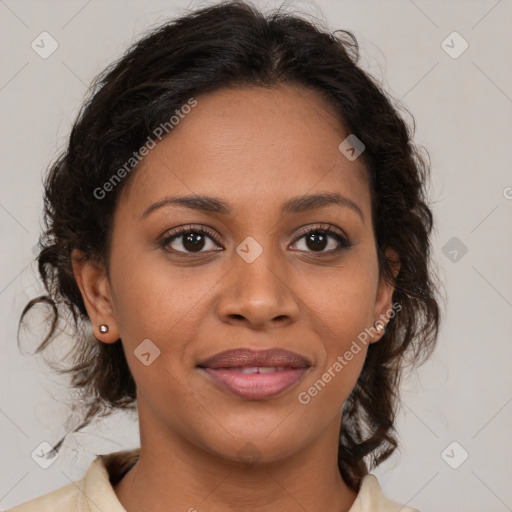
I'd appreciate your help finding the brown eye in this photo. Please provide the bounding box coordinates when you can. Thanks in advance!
[304,231,329,251]
[160,226,223,254]
[290,226,352,254]
[174,232,208,252]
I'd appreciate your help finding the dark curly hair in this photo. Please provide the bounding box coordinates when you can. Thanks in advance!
[18,0,440,492]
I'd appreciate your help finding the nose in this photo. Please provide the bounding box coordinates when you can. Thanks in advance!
[215,247,300,330]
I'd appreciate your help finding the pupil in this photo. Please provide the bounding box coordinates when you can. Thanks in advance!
[180,232,329,252]
[307,232,327,251]
[183,232,205,252]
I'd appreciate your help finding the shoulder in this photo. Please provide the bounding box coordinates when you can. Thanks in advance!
[349,474,420,512]
[6,449,139,512]
[6,480,83,512]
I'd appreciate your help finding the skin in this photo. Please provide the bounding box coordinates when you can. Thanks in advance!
[72,83,398,512]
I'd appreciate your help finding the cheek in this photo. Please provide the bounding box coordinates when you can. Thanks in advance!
[308,260,378,347]
[298,253,377,405]
[108,247,227,393]
[297,282,370,414]
[107,260,202,410]
[109,245,214,338]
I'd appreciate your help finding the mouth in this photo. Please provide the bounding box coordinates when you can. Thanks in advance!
[197,348,311,400]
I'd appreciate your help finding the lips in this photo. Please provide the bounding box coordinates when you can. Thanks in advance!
[197,348,311,400]
[198,348,310,369]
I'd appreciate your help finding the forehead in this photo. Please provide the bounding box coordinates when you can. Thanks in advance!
[119,84,370,218]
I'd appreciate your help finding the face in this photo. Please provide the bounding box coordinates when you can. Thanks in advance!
[73,83,395,465]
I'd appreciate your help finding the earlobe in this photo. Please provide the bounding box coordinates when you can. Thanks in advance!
[371,248,400,343]
[71,249,120,343]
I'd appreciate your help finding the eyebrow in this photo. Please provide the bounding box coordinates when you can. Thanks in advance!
[141,192,364,222]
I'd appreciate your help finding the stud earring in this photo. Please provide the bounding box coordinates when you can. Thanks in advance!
[375,323,384,333]
[99,324,109,334]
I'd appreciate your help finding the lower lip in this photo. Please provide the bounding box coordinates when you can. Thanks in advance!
[200,367,309,400]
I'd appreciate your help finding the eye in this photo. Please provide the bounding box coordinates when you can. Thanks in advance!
[160,225,223,254]
[159,223,352,257]
[290,224,352,255]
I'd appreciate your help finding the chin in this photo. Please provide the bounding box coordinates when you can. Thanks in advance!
[198,424,308,466]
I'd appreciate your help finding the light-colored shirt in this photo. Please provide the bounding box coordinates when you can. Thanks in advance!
[7,449,418,512]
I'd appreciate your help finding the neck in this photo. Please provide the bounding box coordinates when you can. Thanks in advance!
[114,401,358,512]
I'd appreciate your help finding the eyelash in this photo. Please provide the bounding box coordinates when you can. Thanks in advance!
[159,223,353,257]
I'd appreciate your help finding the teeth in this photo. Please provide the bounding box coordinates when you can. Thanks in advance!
[259,367,286,373]
[239,367,287,374]
[240,367,259,374]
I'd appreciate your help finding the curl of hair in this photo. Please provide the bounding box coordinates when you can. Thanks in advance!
[19,0,440,491]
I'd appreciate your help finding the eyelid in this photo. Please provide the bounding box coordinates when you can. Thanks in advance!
[159,223,352,255]
[290,223,353,252]
[292,223,349,242]
[158,224,223,251]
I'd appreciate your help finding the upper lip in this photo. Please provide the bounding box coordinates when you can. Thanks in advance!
[197,348,311,369]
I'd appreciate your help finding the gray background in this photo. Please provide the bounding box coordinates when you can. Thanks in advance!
[1,0,511,510]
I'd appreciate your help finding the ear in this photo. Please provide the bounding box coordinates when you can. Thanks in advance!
[71,249,120,343]
[370,248,400,343]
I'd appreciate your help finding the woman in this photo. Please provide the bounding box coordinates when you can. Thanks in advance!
[12,0,440,510]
